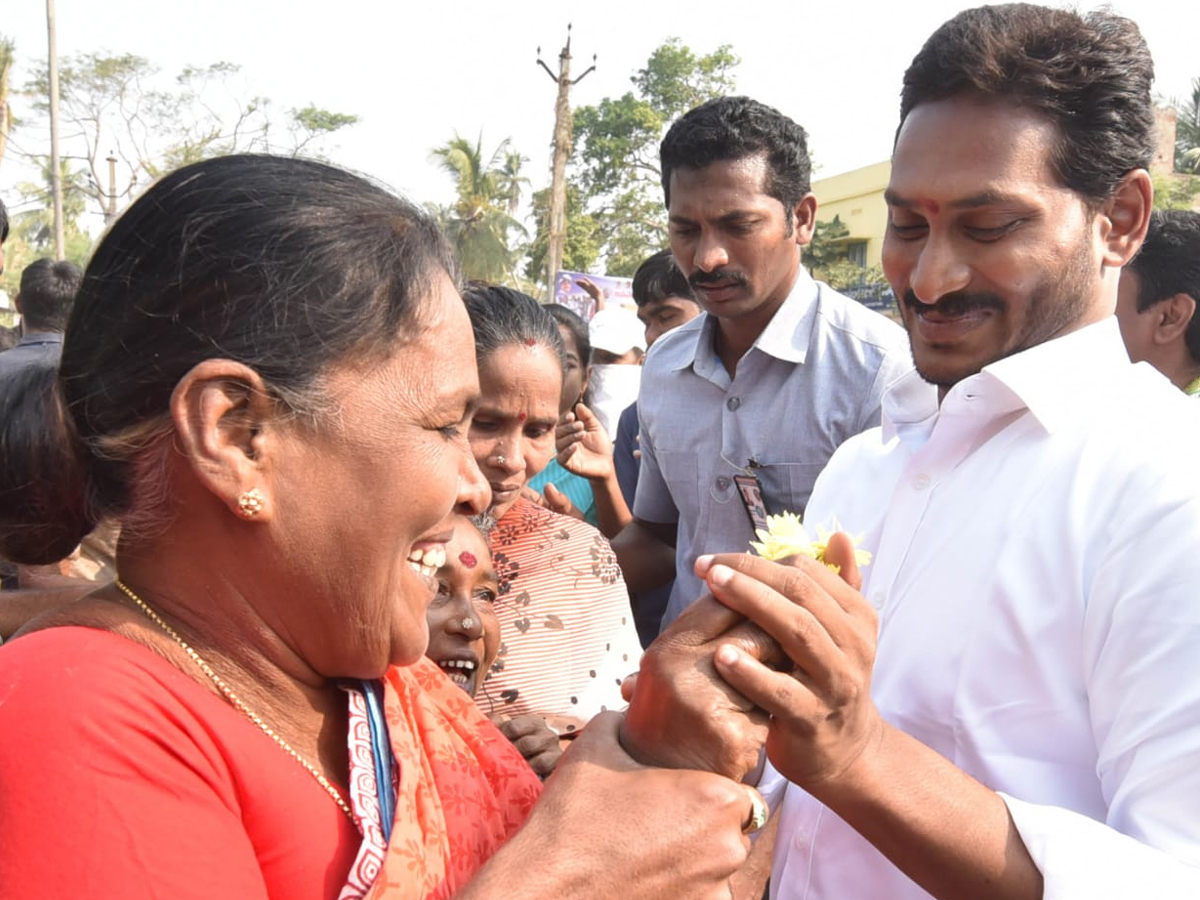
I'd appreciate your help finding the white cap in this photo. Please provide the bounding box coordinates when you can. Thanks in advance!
[589,307,646,355]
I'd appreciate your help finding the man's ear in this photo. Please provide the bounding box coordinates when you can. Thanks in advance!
[169,359,279,522]
[12,292,22,316]
[791,193,818,246]
[1100,169,1152,268]
[1153,293,1198,346]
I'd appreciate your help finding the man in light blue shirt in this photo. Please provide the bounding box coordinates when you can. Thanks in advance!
[611,96,915,627]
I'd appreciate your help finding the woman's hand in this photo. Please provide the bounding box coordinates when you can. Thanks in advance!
[556,403,616,482]
[492,713,563,778]
[518,484,584,521]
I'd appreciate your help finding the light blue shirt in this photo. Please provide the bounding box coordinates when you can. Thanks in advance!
[632,268,917,627]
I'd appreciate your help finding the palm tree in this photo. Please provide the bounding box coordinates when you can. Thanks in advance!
[0,36,15,171]
[430,133,527,282]
[1175,77,1200,174]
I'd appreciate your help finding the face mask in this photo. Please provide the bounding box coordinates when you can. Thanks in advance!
[586,364,642,438]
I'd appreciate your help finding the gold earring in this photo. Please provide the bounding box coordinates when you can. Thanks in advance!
[237,488,265,519]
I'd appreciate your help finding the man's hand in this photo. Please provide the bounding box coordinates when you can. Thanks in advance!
[557,403,615,481]
[702,533,885,788]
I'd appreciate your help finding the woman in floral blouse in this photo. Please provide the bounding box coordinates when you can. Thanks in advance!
[462,284,642,739]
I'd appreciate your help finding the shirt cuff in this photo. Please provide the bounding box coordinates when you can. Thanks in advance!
[1001,793,1200,899]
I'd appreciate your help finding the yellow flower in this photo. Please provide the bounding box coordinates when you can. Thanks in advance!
[749,511,817,561]
[811,520,873,573]
[749,512,872,571]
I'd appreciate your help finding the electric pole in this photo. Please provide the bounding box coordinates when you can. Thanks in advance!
[537,25,595,302]
[46,0,65,259]
[105,153,117,223]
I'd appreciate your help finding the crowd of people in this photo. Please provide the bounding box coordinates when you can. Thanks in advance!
[0,3,1198,898]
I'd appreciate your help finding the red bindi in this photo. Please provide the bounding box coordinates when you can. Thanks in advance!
[517,412,527,422]
[459,551,477,569]
[919,200,940,214]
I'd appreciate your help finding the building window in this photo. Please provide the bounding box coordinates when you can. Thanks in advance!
[847,241,868,268]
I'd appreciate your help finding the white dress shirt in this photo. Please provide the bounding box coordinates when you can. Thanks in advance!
[765,317,1200,899]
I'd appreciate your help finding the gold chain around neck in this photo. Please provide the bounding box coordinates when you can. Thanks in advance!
[114,578,358,828]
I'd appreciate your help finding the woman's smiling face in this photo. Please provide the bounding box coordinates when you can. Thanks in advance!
[424,522,500,697]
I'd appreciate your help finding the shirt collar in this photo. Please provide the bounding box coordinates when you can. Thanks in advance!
[882,317,1130,439]
[973,317,1126,433]
[671,267,820,374]
[17,331,63,347]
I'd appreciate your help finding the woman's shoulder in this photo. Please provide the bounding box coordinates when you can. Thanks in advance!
[0,626,230,744]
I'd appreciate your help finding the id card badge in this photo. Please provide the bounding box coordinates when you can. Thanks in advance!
[734,473,771,534]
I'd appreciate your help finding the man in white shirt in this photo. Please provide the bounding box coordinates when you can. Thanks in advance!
[1115,210,1200,396]
[621,4,1200,898]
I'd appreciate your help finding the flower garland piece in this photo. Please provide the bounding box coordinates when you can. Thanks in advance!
[749,512,872,573]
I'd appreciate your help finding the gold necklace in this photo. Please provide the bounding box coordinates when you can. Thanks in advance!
[114,578,357,827]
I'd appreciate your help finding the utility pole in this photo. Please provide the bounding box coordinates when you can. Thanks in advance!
[537,25,595,302]
[105,153,117,223]
[46,0,65,259]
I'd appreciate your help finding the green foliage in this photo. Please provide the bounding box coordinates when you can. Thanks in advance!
[0,157,92,297]
[0,35,15,169]
[1173,77,1200,174]
[430,133,528,283]
[14,52,358,222]
[805,214,890,295]
[818,260,889,293]
[566,38,740,273]
[1152,172,1200,211]
[523,184,600,282]
[805,215,851,272]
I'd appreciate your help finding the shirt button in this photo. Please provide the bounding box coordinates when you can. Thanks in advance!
[870,591,885,607]
[726,396,741,411]
[715,476,731,491]
[794,832,805,850]
[913,473,931,490]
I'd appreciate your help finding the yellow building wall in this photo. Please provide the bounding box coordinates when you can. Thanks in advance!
[811,160,891,268]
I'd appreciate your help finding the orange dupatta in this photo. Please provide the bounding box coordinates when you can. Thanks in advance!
[365,658,542,900]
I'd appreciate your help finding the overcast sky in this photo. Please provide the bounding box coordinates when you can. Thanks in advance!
[2,0,1197,237]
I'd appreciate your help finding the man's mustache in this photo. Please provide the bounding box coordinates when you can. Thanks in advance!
[690,269,747,290]
[902,290,1004,317]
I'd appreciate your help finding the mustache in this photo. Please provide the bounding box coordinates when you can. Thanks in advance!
[902,290,1005,317]
[689,269,747,289]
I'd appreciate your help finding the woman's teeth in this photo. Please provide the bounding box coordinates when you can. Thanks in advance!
[438,659,477,688]
[407,545,447,578]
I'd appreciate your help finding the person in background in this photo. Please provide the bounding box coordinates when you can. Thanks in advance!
[0,154,761,900]
[526,303,600,526]
[0,258,89,596]
[556,249,703,645]
[424,519,562,778]
[0,196,16,352]
[0,257,82,380]
[463,283,643,739]
[585,305,645,438]
[1115,209,1200,395]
